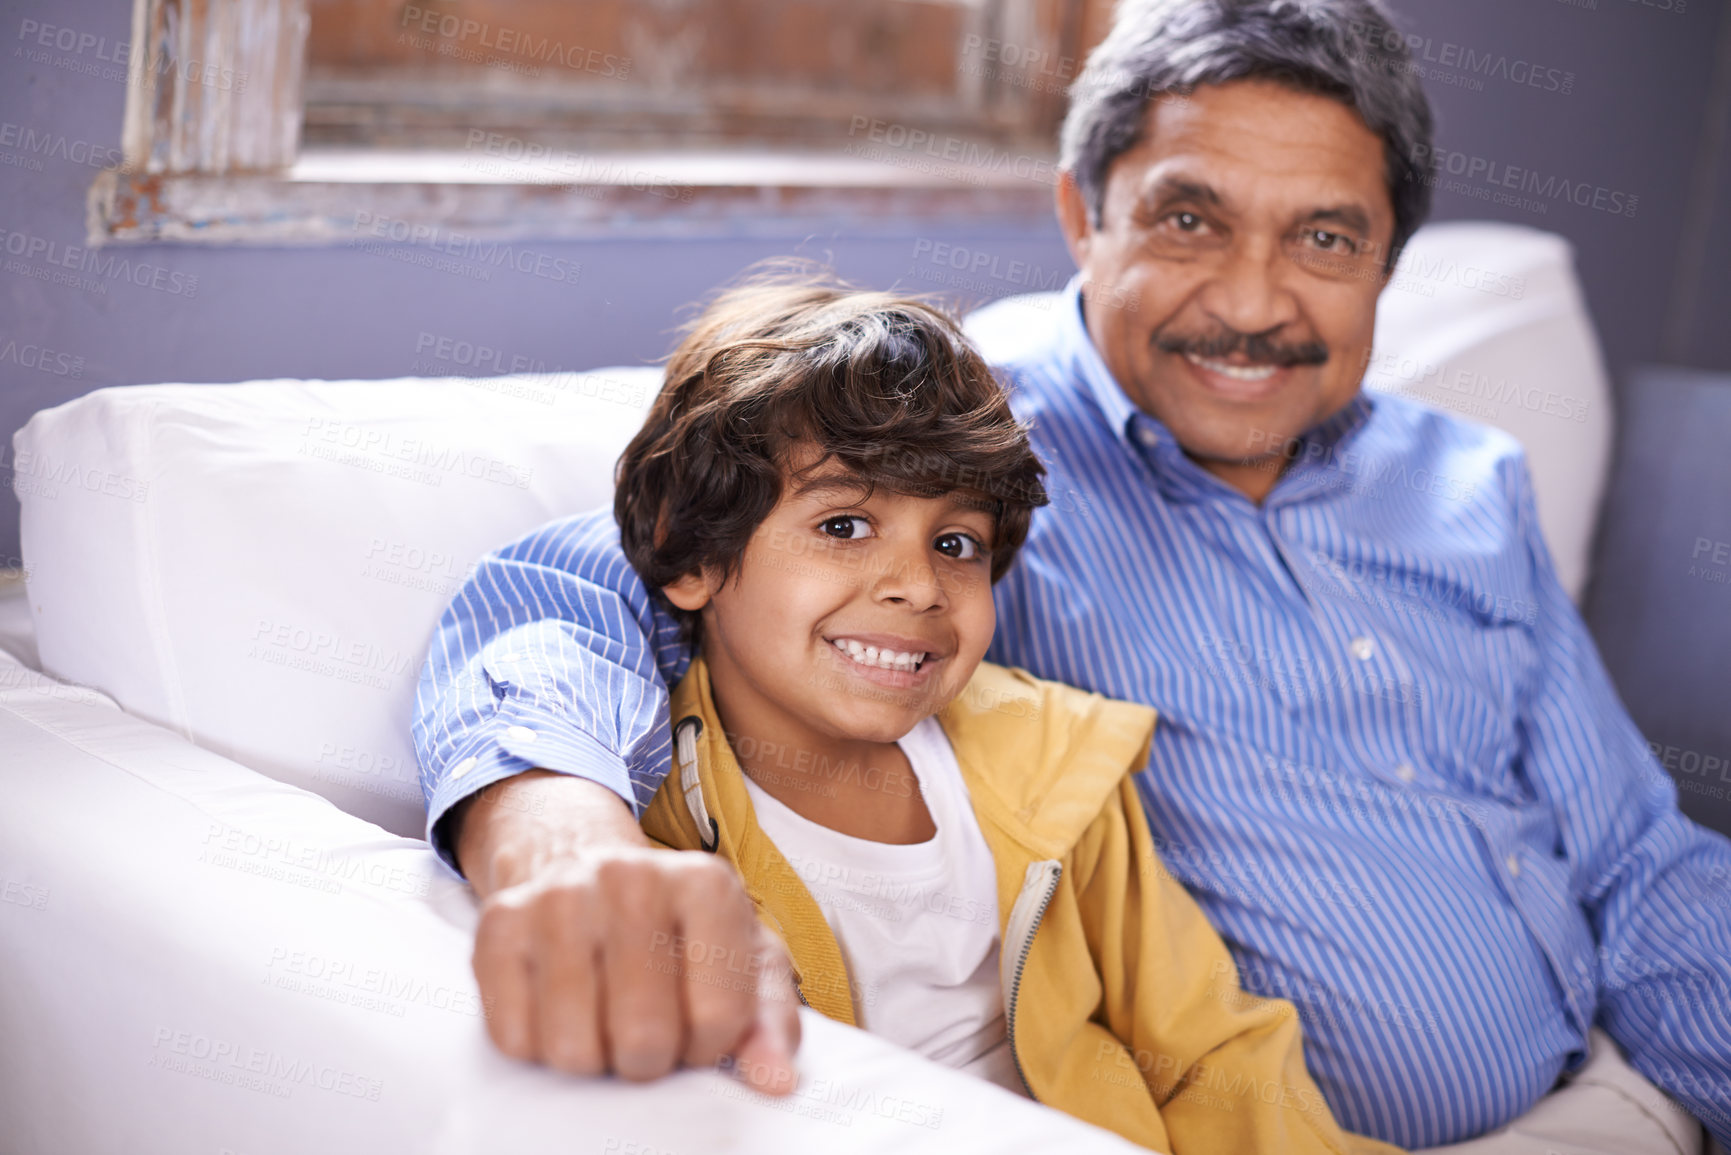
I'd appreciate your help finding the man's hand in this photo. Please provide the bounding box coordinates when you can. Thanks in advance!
[454,770,800,1092]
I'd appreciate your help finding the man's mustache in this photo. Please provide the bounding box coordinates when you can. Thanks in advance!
[1154,328,1330,368]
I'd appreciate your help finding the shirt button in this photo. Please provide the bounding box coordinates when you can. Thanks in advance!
[1136,425,1159,448]
[505,725,537,744]
[1505,853,1522,878]
[451,756,479,779]
[1349,636,1376,661]
[1395,763,1416,782]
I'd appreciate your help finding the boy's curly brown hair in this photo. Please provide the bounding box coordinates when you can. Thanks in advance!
[614,263,1048,642]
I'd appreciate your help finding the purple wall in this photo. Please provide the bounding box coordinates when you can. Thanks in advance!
[1384,0,1730,375]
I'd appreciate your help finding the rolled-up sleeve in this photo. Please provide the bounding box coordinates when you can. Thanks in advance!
[411,508,692,876]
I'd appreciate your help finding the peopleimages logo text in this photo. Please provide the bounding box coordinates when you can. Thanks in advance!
[0,227,199,296]
[846,117,1059,186]
[1346,23,1576,94]
[397,6,629,77]
[17,18,248,92]
[1410,145,1638,217]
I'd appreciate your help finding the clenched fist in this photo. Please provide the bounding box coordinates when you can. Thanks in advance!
[455,770,800,1092]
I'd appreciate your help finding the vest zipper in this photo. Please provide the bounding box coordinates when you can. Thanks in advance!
[674,716,718,851]
[1001,858,1062,1100]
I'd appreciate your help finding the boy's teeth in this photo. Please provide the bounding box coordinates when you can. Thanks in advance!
[832,638,926,671]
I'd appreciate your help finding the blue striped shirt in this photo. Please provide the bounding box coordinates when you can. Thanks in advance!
[413,281,1731,1148]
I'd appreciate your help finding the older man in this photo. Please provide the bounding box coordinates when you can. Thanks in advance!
[413,0,1731,1148]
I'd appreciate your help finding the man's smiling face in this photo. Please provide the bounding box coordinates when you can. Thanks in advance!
[1058,78,1395,500]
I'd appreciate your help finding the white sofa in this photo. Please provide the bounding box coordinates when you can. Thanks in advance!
[0,223,1615,1153]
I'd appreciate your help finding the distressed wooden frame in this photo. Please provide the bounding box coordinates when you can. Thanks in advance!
[88,0,1062,245]
[121,0,311,174]
[91,0,312,239]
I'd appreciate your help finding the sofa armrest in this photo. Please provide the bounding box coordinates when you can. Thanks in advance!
[0,653,1139,1154]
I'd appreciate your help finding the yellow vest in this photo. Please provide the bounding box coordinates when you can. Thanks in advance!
[642,657,1403,1155]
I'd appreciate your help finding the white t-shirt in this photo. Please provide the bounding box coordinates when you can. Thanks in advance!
[740,717,1025,1095]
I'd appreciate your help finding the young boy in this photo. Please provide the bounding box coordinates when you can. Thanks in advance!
[614,272,1400,1155]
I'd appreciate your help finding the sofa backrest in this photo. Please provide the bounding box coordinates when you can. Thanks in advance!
[15,371,660,836]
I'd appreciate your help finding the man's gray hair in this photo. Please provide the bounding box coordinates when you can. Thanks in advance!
[1060,0,1435,267]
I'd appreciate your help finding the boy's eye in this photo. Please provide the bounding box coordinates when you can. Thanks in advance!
[819,515,872,540]
[934,532,983,561]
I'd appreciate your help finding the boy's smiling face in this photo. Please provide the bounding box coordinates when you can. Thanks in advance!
[663,447,999,748]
